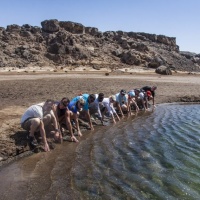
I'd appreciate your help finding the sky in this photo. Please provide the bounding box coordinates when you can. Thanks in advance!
[0,0,200,53]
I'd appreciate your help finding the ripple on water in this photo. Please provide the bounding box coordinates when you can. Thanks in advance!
[72,104,200,199]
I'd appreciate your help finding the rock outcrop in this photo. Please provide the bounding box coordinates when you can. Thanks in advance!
[0,19,200,72]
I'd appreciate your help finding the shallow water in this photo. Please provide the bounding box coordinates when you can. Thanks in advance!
[0,104,200,200]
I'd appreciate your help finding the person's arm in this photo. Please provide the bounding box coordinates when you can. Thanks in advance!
[143,97,148,110]
[117,102,124,117]
[52,104,61,129]
[74,113,82,137]
[152,96,156,107]
[51,112,62,141]
[85,110,94,130]
[65,111,79,142]
[109,103,120,121]
[127,98,132,115]
[39,120,50,152]
[131,98,139,112]
[96,102,104,124]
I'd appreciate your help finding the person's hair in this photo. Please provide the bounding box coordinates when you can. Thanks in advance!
[61,97,70,103]
[109,95,116,101]
[45,99,55,104]
[89,94,96,100]
[152,86,157,90]
[98,93,104,97]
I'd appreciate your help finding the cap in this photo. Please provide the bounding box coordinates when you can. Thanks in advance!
[120,89,126,95]
[128,91,135,97]
[79,97,85,105]
[147,91,152,97]
[135,89,140,93]
[109,95,116,101]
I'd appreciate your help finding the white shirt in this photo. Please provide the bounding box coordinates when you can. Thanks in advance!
[102,98,116,116]
[89,96,116,118]
[20,104,43,124]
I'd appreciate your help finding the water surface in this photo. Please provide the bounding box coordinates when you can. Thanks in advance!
[0,104,200,200]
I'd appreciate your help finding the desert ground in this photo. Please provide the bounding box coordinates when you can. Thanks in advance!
[0,70,200,167]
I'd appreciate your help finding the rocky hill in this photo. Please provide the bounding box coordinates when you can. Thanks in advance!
[0,19,200,72]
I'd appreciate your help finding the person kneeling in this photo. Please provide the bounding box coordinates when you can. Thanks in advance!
[20,99,60,152]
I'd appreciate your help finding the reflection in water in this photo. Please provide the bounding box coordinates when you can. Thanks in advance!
[0,104,200,199]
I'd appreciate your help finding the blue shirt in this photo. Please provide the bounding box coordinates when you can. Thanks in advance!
[115,93,128,106]
[68,94,89,113]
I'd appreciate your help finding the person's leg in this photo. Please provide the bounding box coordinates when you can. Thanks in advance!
[29,118,41,137]
[22,118,40,147]
[71,112,82,136]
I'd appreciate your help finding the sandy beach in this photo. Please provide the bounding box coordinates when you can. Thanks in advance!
[0,71,200,166]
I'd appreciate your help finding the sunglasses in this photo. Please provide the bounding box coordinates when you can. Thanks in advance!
[62,101,69,106]
[80,102,84,106]
[90,98,95,103]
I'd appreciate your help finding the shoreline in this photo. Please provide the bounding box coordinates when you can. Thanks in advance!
[0,101,199,169]
[0,72,200,168]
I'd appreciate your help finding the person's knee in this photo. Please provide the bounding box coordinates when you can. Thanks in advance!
[43,114,52,126]
[30,118,41,129]
[121,104,128,111]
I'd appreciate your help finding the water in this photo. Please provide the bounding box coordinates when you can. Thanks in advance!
[0,104,200,200]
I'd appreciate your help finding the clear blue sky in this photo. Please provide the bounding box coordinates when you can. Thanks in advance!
[1,0,200,53]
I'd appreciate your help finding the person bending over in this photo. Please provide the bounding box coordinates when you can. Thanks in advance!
[20,99,60,152]
[103,95,121,124]
[127,90,139,113]
[141,86,157,108]
[114,89,128,117]
[67,94,96,142]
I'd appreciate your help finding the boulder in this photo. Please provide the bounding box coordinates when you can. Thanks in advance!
[41,19,60,33]
[59,21,85,34]
[6,24,21,33]
[121,51,141,65]
[148,56,164,68]
[85,27,99,36]
[155,65,172,75]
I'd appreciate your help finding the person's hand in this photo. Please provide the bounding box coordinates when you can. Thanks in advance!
[71,136,79,142]
[77,130,82,137]
[117,116,120,121]
[44,142,50,152]
[90,126,94,131]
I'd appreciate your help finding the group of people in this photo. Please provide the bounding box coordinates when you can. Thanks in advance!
[20,86,157,152]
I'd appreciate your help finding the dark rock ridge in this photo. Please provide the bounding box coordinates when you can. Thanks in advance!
[0,19,200,72]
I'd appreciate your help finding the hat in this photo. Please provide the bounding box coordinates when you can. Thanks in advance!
[120,89,126,95]
[109,95,116,101]
[128,91,135,97]
[79,97,85,105]
[147,91,152,97]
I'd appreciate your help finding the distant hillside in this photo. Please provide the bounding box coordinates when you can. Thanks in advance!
[0,19,200,72]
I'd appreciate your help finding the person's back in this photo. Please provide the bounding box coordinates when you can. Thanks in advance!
[20,104,43,124]
[114,89,128,116]
[141,86,157,108]
[115,92,128,106]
